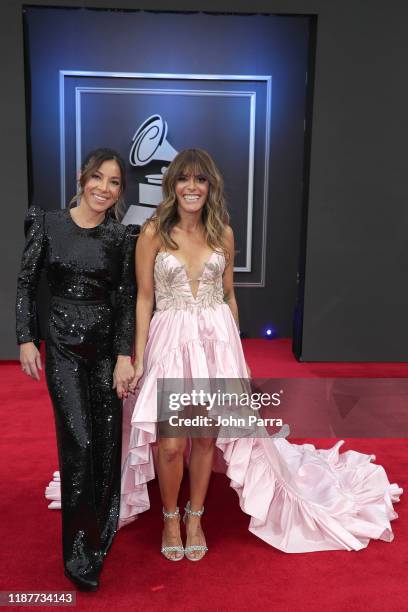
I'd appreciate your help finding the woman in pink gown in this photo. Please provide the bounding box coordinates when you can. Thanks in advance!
[49,148,402,558]
[119,148,401,558]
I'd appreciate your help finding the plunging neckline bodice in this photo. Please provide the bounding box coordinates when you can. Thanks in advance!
[159,251,216,299]
[154,250,225,310]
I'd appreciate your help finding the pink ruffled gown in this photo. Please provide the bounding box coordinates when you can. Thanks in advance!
[47,251,402,553]
[118,250,402,552]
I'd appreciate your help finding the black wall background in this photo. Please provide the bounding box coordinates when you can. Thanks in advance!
[24,8,311,291]
[2,0,408,361]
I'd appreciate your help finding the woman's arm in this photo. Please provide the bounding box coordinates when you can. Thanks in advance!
[112,224,139,399]
[16,206,46,381]
[129,223,160,392]
[113,224,139,357]
[222,226,240,331]
[222,226,251,378]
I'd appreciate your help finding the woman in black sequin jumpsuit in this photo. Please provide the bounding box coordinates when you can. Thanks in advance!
[16,149,137,591]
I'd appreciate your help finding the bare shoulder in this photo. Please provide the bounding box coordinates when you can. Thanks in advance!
[137,220,161,254]
[140,220,160,243]
[141,220,157,238]
[223,225,234,245]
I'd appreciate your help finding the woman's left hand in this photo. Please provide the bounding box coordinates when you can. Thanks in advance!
[113,356,135,399]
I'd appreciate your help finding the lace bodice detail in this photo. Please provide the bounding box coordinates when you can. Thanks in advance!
[154,251,225,311]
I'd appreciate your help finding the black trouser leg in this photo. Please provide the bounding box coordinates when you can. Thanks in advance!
[46,342,101,580]
[88,354,122,556]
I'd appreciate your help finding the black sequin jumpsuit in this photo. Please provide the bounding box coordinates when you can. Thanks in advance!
[16,206,137,580]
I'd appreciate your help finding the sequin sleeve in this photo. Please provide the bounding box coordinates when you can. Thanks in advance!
[113,224,139,356]
[16,206,46,345]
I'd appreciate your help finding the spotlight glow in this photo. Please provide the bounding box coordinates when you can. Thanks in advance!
[263,326,275,339]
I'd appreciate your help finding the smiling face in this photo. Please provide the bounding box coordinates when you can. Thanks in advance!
[175,168,209,215]
[80,159,122,214]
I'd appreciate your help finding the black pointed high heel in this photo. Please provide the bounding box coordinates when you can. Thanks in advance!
[64,567,99,592]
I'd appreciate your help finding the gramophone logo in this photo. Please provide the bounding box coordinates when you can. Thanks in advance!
[123,114,178,225]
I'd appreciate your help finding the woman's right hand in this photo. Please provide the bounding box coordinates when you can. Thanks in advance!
[20,342,42,381]
[129,360,144,394]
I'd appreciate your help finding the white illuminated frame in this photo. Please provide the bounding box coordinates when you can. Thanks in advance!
[59,71,272,286]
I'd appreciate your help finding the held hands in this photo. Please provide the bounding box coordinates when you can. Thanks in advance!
[113,356,135,400]
[20,342,42,381]
[128,360,144,394]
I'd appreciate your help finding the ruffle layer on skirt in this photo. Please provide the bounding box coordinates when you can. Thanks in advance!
[119,336,246,525]
[217,436,402,552]
[118,336,402,551]
[46,436,402,553]
[45,471,61,509]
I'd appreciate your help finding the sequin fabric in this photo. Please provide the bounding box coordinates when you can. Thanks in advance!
[16,206,138,581]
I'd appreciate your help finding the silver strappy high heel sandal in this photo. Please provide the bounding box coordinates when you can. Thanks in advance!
[183,501,208,561]
[161,507,184,561]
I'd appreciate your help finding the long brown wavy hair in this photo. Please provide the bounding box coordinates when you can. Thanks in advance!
[144,148,230,255]
[69,148,127,220]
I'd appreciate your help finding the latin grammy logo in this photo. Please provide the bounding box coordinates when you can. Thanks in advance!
[129,114,178,206]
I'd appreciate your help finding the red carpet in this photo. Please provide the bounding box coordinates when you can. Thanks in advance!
[0,339,406,611]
